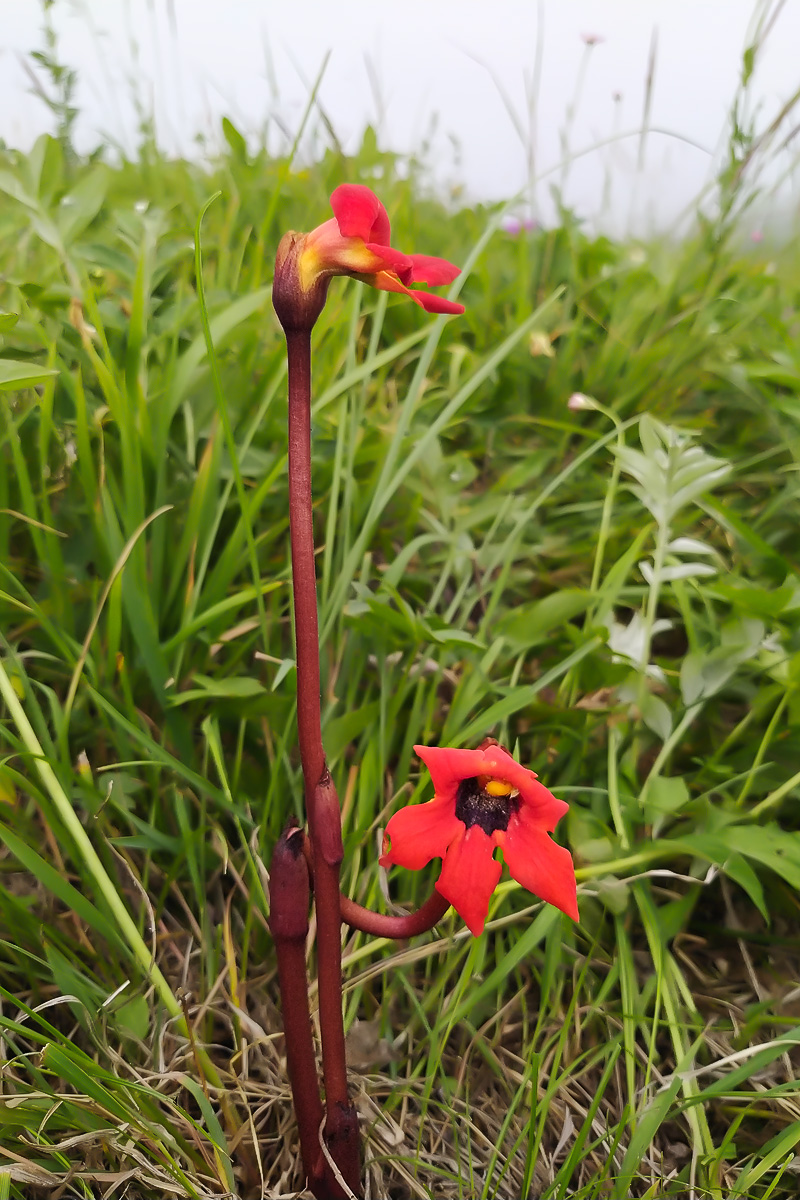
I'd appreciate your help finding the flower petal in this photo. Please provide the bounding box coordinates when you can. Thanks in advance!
[330,184,391,244]
[413,744,566,828]
[480,746,568,832]
[436,826,502,936]
[302,219,387,280]
[498,810,579,921]
[403,253,461,286]
[413,745,488,800]
[366,271,466,315]
[409,289,467,315]
[362,245,461,288]
[364,242,415,282]
[380,795,462,871]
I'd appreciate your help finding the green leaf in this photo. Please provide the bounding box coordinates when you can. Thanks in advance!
[617,418,730,525]
[616,1070,683,1188]
[680,647,737,705]
[167,287,272,415]
[711,579,798,619]
[643,775,690,824]
[165,674,267,706]
[455,637,601,745]
[0,170,35,208]
[111,995,150,1041]
[732,1119,800,1193]
[595,875,630,914]
[495,589,590,650]
[0,359,58,390]
[697,1024,800,1102]
[58,165,109,243]
[446,906,560,1027]
[41,1044,137,1126]
[43,942,105,1029]
[640,693,672,741]
[180,1076,235,1191]
[717,825,800,891]
[719,852,768,921]
[0,823,123,951]
[429,626,485,648]
[324,701,380,761]
[185,674,266,699]
[221,116,248,159]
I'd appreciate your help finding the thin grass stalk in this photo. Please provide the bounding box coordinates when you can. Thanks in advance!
[0,651,254,1157]
[0,655,183,1021]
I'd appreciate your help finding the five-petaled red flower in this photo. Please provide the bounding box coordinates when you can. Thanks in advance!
[380,743,578,936]
[273,184,464,330]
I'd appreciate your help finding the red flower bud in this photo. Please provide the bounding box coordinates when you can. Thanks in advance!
[269,824,311,941]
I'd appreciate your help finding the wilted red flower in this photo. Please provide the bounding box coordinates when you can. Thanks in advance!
[380,743,578,936]
[273,184,465,330]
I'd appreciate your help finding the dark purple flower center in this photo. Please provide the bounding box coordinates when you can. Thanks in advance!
[455,776,519,835]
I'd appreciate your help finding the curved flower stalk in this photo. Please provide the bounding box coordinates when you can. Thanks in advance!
[381,741,579,935]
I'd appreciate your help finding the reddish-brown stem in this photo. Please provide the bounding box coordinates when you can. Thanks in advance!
[286,328,325,790]
[286,327,360,1196]
[340,889,451,937]
[269,828,325,1194]
[303,831,450,940]
[311,774,360,1192]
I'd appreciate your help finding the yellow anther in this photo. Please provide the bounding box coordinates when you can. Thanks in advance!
[478,775,514,798]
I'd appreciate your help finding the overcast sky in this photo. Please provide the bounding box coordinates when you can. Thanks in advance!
[1,0,798,234]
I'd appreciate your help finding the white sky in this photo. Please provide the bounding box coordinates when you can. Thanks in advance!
[1,0,798,234]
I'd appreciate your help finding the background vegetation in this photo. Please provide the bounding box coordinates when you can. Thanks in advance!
[2,14,800,1199]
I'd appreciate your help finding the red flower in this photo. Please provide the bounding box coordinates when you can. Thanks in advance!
[380,743,578,936]
[274,184,465,330]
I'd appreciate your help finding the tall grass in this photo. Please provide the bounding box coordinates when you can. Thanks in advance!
[1,6,800,1198]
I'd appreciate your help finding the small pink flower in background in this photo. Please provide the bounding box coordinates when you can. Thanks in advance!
[568,392,597,412]
[750,230,764,244]
[501,216,537,236]
[581,33,605,46]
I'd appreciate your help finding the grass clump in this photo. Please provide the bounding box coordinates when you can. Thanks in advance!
[2,35,800,1199]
